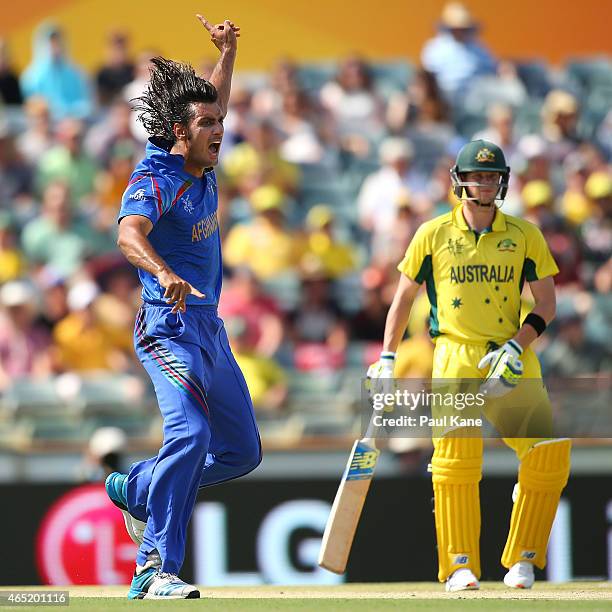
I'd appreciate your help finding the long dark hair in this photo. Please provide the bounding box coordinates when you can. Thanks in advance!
[132,57,217,143]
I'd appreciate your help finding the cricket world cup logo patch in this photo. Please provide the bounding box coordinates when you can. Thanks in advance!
[447,237,465,256]
[182,194,194,215]
[346,442,380,481]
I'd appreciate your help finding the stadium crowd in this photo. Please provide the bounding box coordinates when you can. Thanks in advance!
[0,3,610,444]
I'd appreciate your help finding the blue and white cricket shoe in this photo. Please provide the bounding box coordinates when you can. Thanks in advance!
[128,568,200,599]
[105,472,147,546]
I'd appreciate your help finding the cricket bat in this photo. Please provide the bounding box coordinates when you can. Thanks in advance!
[318,418,380,574]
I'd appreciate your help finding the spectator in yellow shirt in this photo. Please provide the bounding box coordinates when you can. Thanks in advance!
[224,185,302,280]
[94,141,138,230]
[53,280,129,373]
[221,120,300,196]
[0,214,25,284]
[299,204,358,279]
[226,316,287,413]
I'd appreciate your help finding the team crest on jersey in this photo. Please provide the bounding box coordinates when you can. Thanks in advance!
[497,238,517,252]
[475,148,496,163]
[129,188,146,201]
[182,194,194,214]
[447,237,465,256]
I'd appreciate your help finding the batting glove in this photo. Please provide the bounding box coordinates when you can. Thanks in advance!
[365,352,396,400]
[478,340,523,398]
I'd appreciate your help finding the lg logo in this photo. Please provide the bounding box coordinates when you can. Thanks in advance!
[192,500,342,585]
[36,484,137,585]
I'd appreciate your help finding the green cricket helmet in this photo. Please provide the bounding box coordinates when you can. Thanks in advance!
[450,139,511,206]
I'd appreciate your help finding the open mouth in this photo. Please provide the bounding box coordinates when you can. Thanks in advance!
[208,141,221,156]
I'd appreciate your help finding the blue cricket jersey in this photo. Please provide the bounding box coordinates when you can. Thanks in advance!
[118,138,222,306]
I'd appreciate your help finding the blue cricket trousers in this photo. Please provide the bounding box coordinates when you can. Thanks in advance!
[125,304,262,573]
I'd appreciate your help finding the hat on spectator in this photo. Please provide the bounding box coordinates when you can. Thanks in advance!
[543,90,578,118]
[585,171,612,200]
[0,280,35,307]
[379,138,414,165]
[67,280,99,311]
[522,180,553,208]
[396,187,413,209]
[306,204,334,229]
[542,89,578,131]
[516,135,548,160]
[250,184,286,212]
[89,427,127,459]
[440,2,478,29]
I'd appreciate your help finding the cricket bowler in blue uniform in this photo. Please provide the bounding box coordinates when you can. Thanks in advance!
[105,14,261,599]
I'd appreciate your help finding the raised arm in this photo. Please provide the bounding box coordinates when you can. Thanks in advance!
[196,14,240,116]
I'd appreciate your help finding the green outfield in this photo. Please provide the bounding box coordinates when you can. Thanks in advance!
[3,584,612,611]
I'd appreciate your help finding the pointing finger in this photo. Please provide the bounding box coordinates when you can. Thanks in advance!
[196,14,215,34]
[189,286,206,299]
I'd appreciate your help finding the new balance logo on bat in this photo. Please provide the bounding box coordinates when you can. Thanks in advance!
[346,443,380,480]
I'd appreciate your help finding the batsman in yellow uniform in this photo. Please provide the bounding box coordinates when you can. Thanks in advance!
[367,140,570,591]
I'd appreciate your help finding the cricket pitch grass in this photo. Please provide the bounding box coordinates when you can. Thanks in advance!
[3,583,612,611]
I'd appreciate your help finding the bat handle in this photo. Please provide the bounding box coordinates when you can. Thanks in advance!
[362,416,379,448]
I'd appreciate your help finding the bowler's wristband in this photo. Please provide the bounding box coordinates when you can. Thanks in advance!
[523,313,547,337]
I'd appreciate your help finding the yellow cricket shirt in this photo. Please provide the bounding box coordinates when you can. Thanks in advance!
[397,204,559,345]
